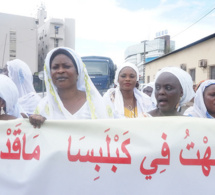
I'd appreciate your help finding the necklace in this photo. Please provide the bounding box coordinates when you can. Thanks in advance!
[125,96,136,112]
[127,105,133,111]
[125,100,134,111]
[124,96,137,118]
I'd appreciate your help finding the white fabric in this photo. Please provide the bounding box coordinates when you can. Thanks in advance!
[103,87,154,118]
[7,59,41,115]
[7,59,35,97]
[18,92,41,116]
[0,118,215,195]
[104,62,153,118]
[35,47,112,120]
[0,75,22,118]
[142,82,156,108]
[141,82,154,92]
[151,66,195,107]
[184,80,215,118]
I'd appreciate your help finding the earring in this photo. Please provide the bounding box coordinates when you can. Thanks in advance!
[176,102,180,109]
[176,97,181,111]
[0,107,5,115]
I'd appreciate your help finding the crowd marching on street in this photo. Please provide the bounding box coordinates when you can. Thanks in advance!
[0,46,215,125]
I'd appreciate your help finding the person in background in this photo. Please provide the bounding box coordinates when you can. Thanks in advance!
[184,80,215,118]
[0,75,23,120]
[183,80,207,115]
[3,59,41,117]
[29,47,112,128]
[142,82,154,97]
[103,62,153,118]
[195,80,207,92]
[148,67,195,117]
[142,82,156,109]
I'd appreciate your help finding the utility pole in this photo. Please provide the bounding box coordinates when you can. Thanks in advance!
[142,40,147,83]
[143,40,146,62]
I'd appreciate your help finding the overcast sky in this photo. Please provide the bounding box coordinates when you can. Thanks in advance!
[0,0,215,65]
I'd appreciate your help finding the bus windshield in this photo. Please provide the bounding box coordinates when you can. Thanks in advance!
[84,61,109,76]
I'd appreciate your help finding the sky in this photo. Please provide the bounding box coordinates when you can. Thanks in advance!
[0,0,215,66]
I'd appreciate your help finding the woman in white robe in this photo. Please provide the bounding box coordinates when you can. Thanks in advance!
[103,62,153,118]
[29,47,113,127]
[0,75,23,120]
[5,59,41,116]
[184,80,215,118]
[149,66,195,117]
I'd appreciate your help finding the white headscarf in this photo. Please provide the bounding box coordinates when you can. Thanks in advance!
[114,62,139,85]
[35,47,112,119]
[103,62,153,118]
[141,82,156,108]
[6,59,41,115]
[7,59,35,97]
[184,80,215,118]
[142,82,154,93]
[151,66,195,107]
[0,75,22,118]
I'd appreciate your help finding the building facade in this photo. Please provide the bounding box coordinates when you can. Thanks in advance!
[124,35,175,81]
[0,8,75,75]
[0,12,38,73]
[144,33,215,85]
[37,7,75,71]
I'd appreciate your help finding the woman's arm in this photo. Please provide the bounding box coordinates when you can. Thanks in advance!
[29,114,46,128]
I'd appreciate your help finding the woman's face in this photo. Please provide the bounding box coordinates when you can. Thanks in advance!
[143,86,153,97]
[118,67,137,91]
[155,72,183,114]
[203,84,215,117]
[50,54,78,90]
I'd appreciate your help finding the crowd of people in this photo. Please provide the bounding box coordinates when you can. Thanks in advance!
[0,46,215,126]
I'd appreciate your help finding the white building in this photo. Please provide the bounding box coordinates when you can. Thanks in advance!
[0,6,75,75]
[124,35,175,81]
[144,33,215,85]
[0,12,38,73]
[37,7,75,71]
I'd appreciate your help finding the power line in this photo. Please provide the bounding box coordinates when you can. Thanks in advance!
[172,7,215,38]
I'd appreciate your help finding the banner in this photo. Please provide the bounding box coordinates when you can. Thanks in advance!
[0,117,215,195]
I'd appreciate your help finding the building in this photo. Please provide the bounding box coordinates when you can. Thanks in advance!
[124,35,175,81]
[0,12,38,73]
[0,6,75,75]
[37,6,75,71]
[144,33,215,85]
